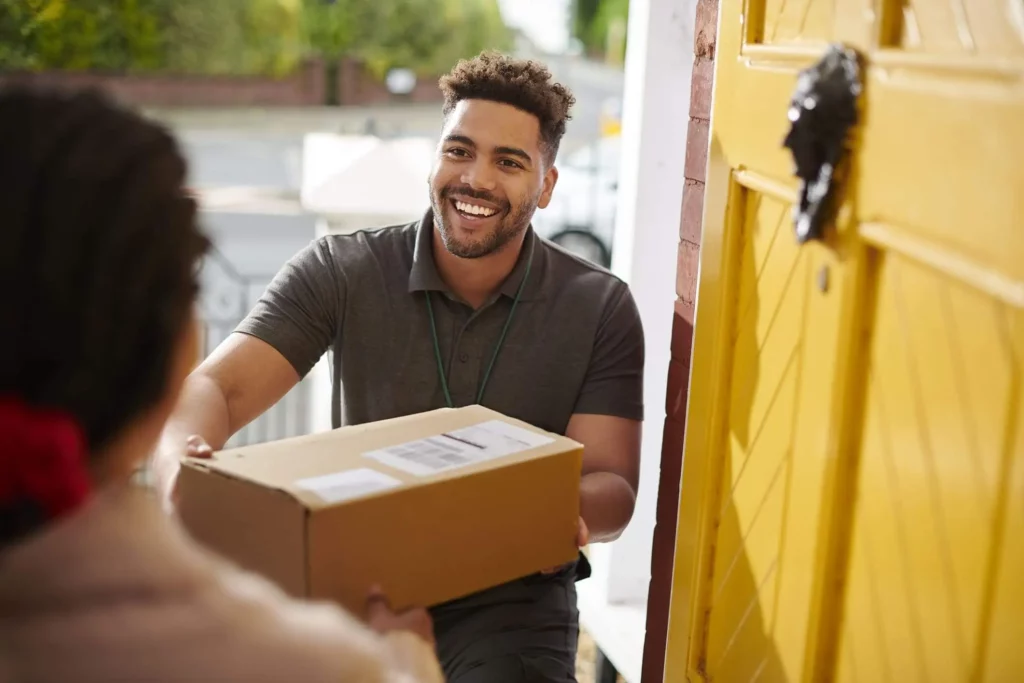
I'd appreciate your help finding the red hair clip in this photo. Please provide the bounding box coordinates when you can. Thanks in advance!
[0,397,92,534]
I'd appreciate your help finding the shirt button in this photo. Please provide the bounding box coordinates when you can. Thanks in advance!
[459,352,470,363]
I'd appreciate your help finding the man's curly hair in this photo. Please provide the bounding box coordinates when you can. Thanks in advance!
[439,51,576,165]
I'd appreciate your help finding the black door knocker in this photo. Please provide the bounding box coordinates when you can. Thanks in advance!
[782,43,863,244]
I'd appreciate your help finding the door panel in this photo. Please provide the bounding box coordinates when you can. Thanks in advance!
[665,0,855,677]
[666,0,1024,678]
[683,176,846,683]
[858,72,1024,288]
[982,382,1024,682]
[758,0,836,45]
[836,256,1020,683]
[895,0,1024,56]
[703,186,806,681]
[835,0,1024,680]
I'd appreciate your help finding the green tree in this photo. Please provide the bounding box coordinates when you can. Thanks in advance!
[573,0,629,60]
[0,0,48,69]
[0,0,302,76]
[300,0,384,59]
[358,0,451,78]
[301,0,511,78]
[573,0,601,44]
[0,0,508,79]
[0,0,162,71]
[163,0,302,76]
[431,0,512,74]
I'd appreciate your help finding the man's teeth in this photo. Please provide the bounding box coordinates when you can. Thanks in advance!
[455,200,497,217]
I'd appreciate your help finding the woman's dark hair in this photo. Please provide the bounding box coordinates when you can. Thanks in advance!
[0,86,210,454]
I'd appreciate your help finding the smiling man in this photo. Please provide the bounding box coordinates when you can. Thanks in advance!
[154,52,645,683]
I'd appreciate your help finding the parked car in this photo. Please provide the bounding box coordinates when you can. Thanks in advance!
[532,135,621,268]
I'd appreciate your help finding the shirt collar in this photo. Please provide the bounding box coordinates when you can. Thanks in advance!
[407,209,544,302]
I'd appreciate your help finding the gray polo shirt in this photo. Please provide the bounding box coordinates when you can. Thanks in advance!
[236,209,644,435]
[236,210,644,662]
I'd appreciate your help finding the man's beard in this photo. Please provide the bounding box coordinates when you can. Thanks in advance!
[431,184,537,259]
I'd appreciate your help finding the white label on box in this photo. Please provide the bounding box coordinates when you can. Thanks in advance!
[363,419,556,477]
[293,468,402,503]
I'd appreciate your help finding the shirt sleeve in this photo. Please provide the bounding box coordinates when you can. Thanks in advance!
[572,283,645,420]
[234,237,343,379]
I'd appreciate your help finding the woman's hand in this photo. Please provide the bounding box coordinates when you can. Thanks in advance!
[365,587,436,647]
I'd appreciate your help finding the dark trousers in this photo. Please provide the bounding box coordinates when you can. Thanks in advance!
[430,564,580,683]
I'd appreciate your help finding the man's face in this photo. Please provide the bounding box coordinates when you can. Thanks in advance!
[428,99,558,259]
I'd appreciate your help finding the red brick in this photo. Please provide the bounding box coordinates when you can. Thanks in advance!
[676,240,701,304]
[695,0,720,59]
[684,117,711,183]
[644,0,721,673]
[671,297,697,357]
[653,419,686,546]
[666,357,693,424]
[690,56,715,120]
[0,57,447,109]
[657,418,686,520]
[667,298,697,429]
[680,178,706,245]
[0,59,331,108]
[641,417,687,683]
[666,296,697,421]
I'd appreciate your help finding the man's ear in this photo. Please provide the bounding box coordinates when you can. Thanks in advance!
[537,165,559,210]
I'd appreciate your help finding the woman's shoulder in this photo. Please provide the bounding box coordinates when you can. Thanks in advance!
[75,487,443,682]
[171,509,443,682]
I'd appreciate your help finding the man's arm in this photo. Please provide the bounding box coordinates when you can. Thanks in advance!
[153,237,344,504]
[152,334,301,496]
[568,283,645,543]
[567,413,641,543]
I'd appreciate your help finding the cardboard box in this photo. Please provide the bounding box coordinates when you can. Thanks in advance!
[177,405,583,614]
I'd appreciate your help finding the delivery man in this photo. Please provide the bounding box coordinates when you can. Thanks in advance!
[154,50,645,683]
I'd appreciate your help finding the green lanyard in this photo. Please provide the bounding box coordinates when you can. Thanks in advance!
[425,247,534,408]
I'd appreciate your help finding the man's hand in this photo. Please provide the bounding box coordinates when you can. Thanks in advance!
[574,516,590,548]
[540,516,589,575]
[184,434,215,459]
[366,587,436,647]
[152,334,303,513]
[568,414,641,544]
[154,434,215,513]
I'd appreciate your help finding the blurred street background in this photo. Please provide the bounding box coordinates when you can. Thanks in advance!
[1,1,632,679]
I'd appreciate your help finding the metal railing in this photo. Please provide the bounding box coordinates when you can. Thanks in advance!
[199,245,312,448]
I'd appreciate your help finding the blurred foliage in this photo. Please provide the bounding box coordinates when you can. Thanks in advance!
[1,0,510,78]
[573,0,630,60]
[427,0,512,77]
[162,0,303,76]
[0,0,49,69]
[303,0,512,79]
[0,0,303,76]
[0,0,161,71]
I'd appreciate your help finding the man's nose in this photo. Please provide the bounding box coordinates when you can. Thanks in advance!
[460,159,498,192]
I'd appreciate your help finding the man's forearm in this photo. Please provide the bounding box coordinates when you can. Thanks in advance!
[579,471,637,543]
[153,374,233,479]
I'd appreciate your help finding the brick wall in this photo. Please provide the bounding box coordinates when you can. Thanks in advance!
[0,59,328,108]
[0,58,444,108]
[641,0,719,680]
[336,58,442,106]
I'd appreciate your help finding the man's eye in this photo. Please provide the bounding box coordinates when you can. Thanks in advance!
[445,148,469,157]
[499,159,523,169]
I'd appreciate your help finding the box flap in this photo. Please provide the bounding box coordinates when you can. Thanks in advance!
[185,405,581,510]
[177,464,308,597]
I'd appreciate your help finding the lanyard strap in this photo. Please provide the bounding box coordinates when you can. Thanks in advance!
[425,247,534,408]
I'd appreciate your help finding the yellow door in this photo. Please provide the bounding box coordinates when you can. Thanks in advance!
[664,0,1024,680]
